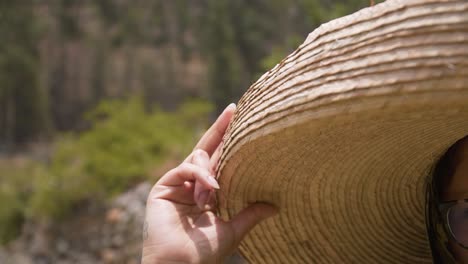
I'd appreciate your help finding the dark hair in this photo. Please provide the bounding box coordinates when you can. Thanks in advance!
[432,137,468,199]
[428,135,468,263]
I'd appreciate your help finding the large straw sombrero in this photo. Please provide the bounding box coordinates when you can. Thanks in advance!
[215,0,468,263]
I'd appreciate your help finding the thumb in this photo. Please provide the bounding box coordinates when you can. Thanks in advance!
[228,202,278,248]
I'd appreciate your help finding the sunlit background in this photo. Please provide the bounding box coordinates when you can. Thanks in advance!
[0,0,384,263]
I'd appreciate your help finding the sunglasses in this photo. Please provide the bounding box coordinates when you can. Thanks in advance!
[438,199,468,249]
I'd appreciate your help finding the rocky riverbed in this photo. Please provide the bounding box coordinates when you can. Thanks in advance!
[0,182,245,264]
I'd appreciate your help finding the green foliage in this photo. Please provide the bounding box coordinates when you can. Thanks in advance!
[199,0,384,113]
[0,160,45,244]
[58,0,82,39]
[0,1,44,145]
[300,0,386,23]
[257,1,387,81]
[29,97,212,219]
[258,34,304,77]
[0,98,213,243]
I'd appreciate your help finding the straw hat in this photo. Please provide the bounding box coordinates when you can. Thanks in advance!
[215,0,468,263]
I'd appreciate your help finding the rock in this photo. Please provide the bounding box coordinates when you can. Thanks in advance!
[106,208,123,223]
[9,253,34,264]
[29,220,51,256]
[0,248,8,263]
[0,181,153,264]
[56,239,69,255]
[100,248,117,263]
[112,234,124,247]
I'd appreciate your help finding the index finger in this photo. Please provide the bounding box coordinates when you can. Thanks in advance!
[192,103,236,157]
[156,163,219,189]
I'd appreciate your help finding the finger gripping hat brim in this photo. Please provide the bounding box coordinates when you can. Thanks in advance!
[215,0,468,263]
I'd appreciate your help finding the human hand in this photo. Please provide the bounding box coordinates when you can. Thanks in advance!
[142,103,278,264]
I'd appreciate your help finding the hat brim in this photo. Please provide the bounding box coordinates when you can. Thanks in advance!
[215,0,468,263]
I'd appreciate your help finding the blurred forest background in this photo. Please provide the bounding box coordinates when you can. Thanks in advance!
[0,0,383,263]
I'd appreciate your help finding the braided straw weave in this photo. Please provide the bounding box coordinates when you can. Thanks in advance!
[215,0,468,263]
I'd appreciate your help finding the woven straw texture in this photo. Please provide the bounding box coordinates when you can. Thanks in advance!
[215,0,468,263]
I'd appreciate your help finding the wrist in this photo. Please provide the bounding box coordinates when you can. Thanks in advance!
[141,251,157,264]
[141,248,197,264]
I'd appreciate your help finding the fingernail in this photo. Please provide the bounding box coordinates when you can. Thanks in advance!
[198,190,210,210]
[206,175,220,189]
[203,191,215,211]
[195,149,208,159]
[225,103,236,111]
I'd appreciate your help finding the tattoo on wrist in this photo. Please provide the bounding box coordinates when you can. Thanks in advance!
[143,220,149,241]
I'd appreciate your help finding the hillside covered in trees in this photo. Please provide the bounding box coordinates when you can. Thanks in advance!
[0,0,381,148]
